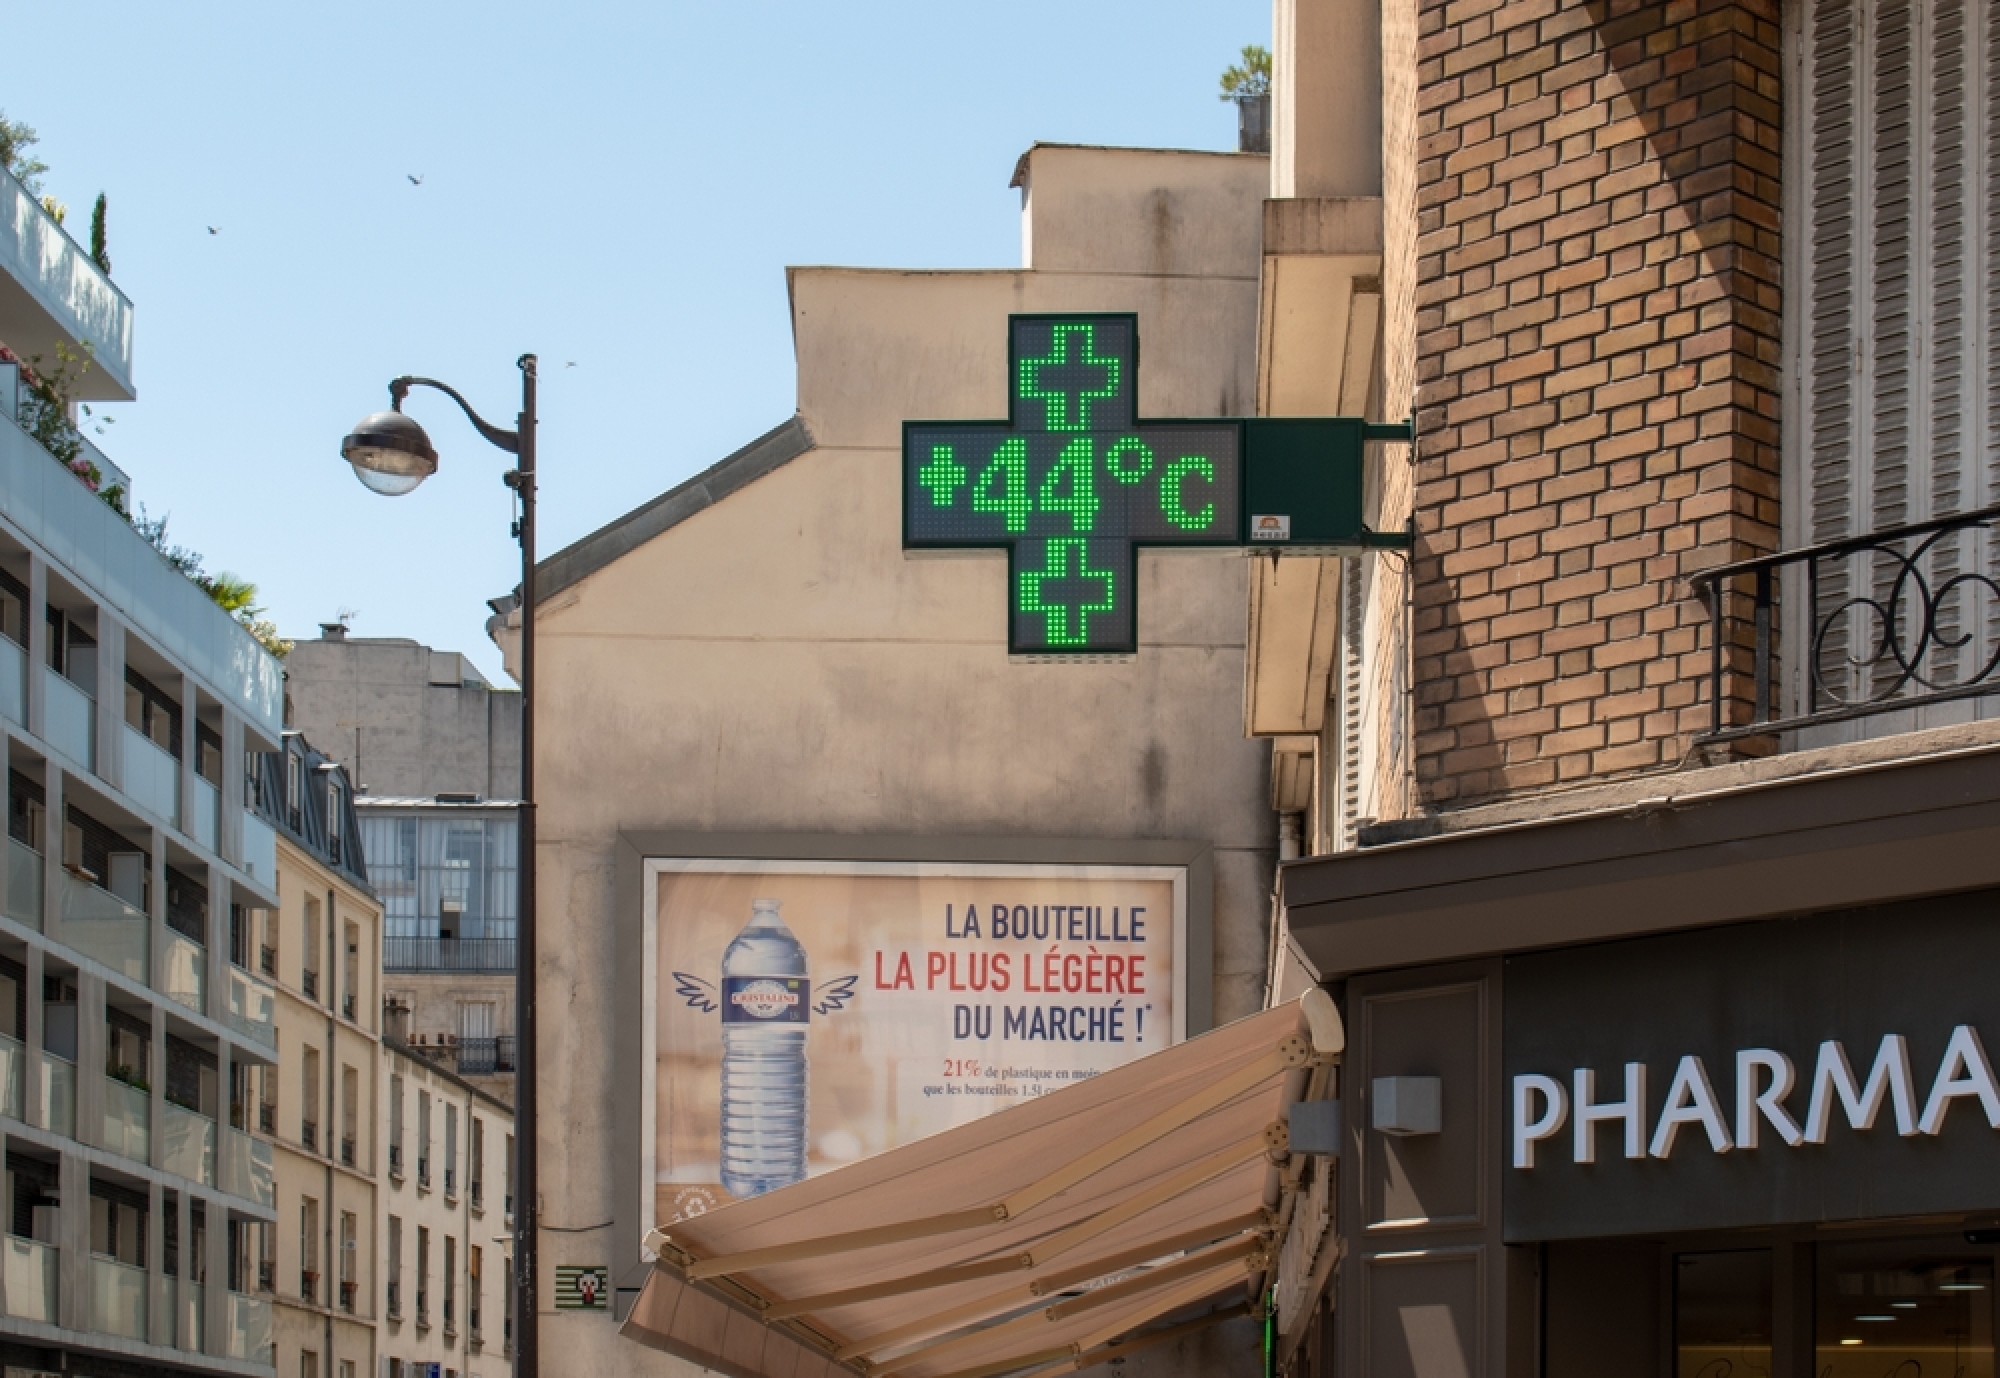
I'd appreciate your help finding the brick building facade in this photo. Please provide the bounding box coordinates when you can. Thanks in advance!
[1411,0,1783,804]
[1265,0,2000,1374]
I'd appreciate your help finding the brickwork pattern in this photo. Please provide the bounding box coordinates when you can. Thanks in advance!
[1410,0,1782,807]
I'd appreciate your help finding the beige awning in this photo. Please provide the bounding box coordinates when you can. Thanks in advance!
[622,993,1342,1378]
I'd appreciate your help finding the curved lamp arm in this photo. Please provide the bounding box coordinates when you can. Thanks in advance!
[390,374,522,455]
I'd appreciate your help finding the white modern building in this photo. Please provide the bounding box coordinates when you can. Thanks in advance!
[0,165,283,1374]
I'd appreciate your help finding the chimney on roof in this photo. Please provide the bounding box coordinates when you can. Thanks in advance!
[319,622,348,641]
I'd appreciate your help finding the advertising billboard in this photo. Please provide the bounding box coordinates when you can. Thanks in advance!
[643,857,1186,1225]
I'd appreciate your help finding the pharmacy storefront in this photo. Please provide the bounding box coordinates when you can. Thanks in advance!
[1276,746,2000,1378]
[1508,892,2000,1376]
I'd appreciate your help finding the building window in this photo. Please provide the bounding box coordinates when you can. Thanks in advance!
[1814,1237,1995,1369]
[300,1047,320,1150]
[364,813,520,971]
[389,1075,404,1175]
[299,1351,317,1378]
[339,1211,357,1312]
[299,1197,319,1303]
[417,1226,431,1324]
[418,1090,432,1187]
[387,1214,403,1318]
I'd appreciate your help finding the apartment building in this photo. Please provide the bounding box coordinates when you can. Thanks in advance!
[285,630,519,1103]
[378,1043,512,1378]
[0,165,281,1373]
[254,734,381,1378]
[1250,1,2000,1375]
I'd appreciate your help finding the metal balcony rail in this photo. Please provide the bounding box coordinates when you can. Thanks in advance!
[386,1279,401,1317]
[389,1142,404,1175]
[340,1279,357,1313]
[1690,503,2000,743]
[454,1035,516,1077]
[382,935,517,972]
[470,1181,483,1209]
[301,969,319,1000]
[418,1157,431,1187]
[340,1134,356,1167]
[258,1102,276,1135]
[300,1269,318,1302]
[342,992,357,1020]
[301,1121,317,1152]
[445,1167,457,1197]
[258,1260,275,1293]
[259,945,276,977]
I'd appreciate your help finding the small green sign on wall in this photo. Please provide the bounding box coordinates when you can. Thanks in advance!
[903,314,1409,656]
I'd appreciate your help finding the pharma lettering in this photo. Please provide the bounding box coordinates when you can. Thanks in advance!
[1512,1025,2000,1170]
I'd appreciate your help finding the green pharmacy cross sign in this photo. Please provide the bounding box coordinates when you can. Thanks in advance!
[903,313,1411,655]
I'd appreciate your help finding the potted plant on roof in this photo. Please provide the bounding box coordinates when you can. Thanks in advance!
[1221,45,1272,154]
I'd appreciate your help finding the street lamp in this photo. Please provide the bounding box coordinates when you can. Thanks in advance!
[342,355,540,1378]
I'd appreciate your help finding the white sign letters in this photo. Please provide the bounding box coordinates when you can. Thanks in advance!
[1512,1026,2000,1170]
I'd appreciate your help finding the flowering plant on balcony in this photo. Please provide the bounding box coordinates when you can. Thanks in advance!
[0,339,126,514]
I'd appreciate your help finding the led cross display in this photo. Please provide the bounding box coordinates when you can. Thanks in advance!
[904,315,1241,654]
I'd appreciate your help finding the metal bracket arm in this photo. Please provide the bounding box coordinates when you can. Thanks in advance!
[391,375,521,454]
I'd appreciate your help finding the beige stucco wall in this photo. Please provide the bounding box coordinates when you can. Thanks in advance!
[377,1044,513,1378]
[530,144,1275,1376]
[269,837,383,1378]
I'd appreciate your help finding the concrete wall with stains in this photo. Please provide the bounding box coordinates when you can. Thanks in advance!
[525,141,1274,1376]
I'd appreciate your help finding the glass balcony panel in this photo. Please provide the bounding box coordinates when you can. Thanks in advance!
[3,1236,58,1324]
[223,1127,274,1206]
[181,1278,204,1350]
[192,777,219,853]
[161,931,205,1013]
[226,969,275,1047]
[121,725,180,828]
[226,1290,270,1361]
[0,1033,22,1120]
[162,1101,214,1185]
[4,838,40,930]
[38,1053,73,1137]
[90,1255,147,1340]
[102,1075,150,1162]
[0,169,135,395]
[0,427,280,738]
[54,872,148,984]
[0,633,22,725]
[239,810,276,887]
[42,667,94,770]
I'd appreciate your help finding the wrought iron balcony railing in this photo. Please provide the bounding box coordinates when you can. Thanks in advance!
[455,1035,516,1077]
[1691,503,2000,742]
[383,935,516,972]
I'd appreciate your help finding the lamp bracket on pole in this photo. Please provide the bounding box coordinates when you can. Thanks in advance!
[389,375,522,455]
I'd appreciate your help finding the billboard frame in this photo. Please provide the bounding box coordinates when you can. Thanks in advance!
[609,831,1216,1308]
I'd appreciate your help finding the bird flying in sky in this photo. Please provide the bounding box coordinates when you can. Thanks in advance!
[408,174,425,186]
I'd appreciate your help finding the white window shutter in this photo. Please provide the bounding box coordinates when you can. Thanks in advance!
[1789,0,1998,725]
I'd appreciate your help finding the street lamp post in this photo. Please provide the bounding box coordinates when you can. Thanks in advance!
[342,355,540,1378]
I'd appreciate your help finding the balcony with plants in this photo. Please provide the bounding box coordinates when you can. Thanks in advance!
[0,121,132,402]
[0,328,283,765]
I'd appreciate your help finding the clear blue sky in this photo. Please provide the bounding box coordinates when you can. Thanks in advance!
[4,1,1266,682]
